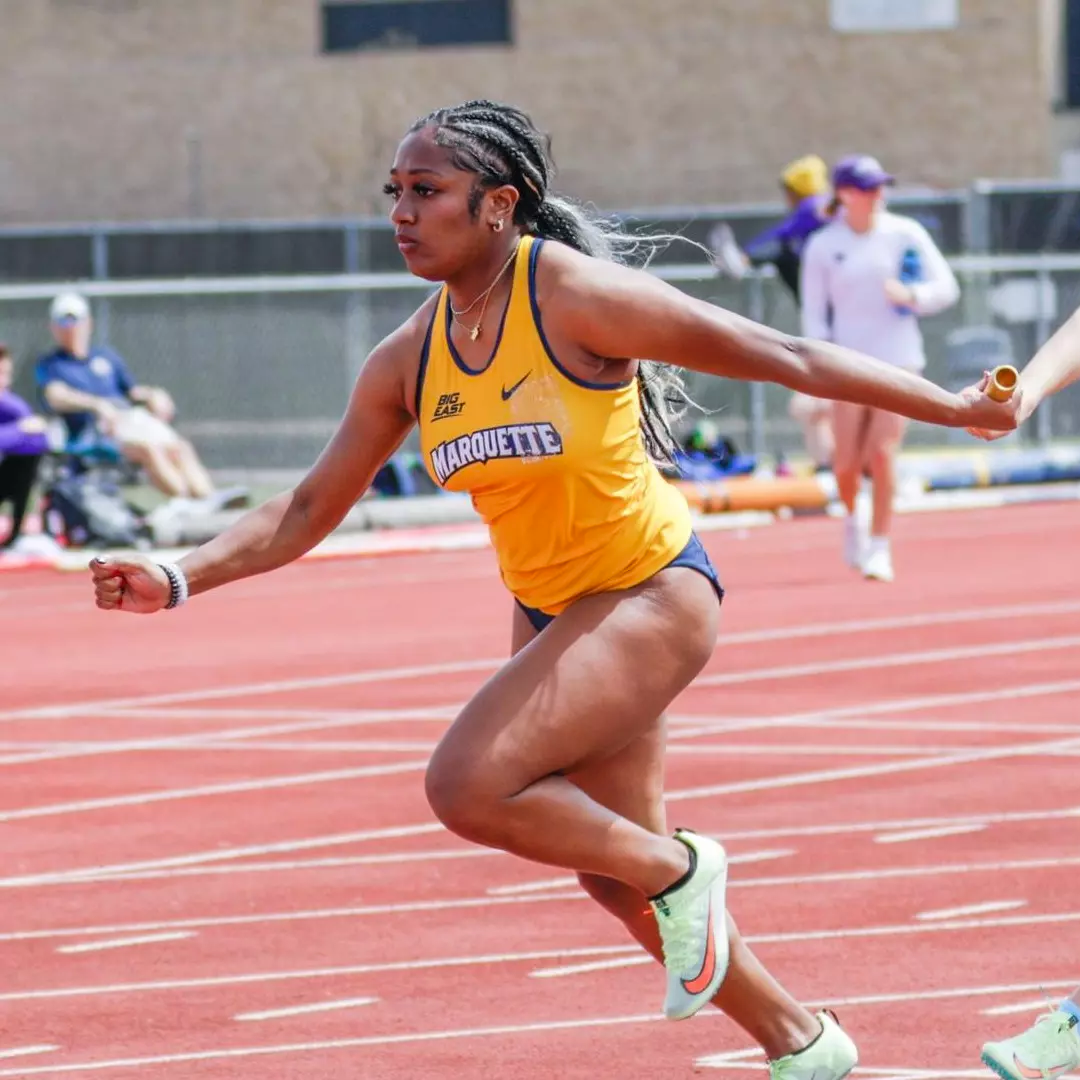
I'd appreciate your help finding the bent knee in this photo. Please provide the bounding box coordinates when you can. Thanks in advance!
[424,759,497,841]
[165,436,193,458]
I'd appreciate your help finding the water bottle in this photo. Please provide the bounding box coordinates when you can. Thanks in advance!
[894,246,921,315]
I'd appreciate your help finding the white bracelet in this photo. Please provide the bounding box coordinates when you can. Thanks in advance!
[158,561,190,610]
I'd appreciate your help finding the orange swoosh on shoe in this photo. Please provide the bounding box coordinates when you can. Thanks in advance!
[1013,1053,1071,1080]
[681,906,716,996]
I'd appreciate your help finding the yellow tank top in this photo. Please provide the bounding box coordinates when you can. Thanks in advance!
[416,235,692,614]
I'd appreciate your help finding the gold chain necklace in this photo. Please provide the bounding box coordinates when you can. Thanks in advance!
[449,244,519,342]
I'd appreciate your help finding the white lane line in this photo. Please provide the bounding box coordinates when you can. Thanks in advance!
[163,739,438,754]
[917,900,1026,922]
[530,956,647,978]
[669,678,1080,741]
[4,853,1080,944]
[7,908,1080,1004]
[717,598,1080,647]
[0,1013,665,1077]
[666,733,1080,802]
[0,759,428,824]
[694,633,1080,688]
[56,931,196,954]
[531,909,1080,979]
[3,977,1080,1077]
[8,597,1080,725]
[487,876,577,896]
[0,660,502,724]
[34,848,500,887]
[666,743,964,757]
[95,706,458,723]
[0,945,637,1002]
[235,996,379,1022]
[819,978,1080,1010]
[876,824,988,845]
[0,821,447,888]
[728,848,796,865]
[717,805,1080,844]
[0,707,454,768]
[0,1052,57,1063]
[696,1048,766,1067]
[982,997,1056,1016]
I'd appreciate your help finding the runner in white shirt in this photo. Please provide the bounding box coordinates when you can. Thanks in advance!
[800,155,960,582]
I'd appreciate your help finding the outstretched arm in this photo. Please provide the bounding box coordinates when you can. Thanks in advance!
[91,319,422,612]
[1016,304,1080,419]
[966,303,1080,441]
[544,244,1017,433]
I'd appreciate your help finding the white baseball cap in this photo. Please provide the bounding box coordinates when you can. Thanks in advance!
[49,292,91,324]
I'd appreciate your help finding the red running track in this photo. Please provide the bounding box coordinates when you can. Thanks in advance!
[2,502,1080,1079]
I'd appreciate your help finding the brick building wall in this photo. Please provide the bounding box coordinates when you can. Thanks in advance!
[0,0,1057,224]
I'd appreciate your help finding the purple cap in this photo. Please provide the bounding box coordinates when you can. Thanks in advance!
[832,154,895,191]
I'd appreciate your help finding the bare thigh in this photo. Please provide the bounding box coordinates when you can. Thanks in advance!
[830,401,871,473]
[428,567,719,804]
[864,407,908,459]
[511,601,667,833]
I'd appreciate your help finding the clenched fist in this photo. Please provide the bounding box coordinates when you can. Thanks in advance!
[90,555,171,614]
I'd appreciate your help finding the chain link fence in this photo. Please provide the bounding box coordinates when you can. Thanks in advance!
[4,256,1080,475]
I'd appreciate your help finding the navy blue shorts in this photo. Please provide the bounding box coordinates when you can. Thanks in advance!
[515,531,725,634]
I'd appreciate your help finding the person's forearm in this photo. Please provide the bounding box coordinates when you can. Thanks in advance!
[1018,304,1080,414]
[177,489,341,597]
[750,332,961,426]
[45,384,110,414]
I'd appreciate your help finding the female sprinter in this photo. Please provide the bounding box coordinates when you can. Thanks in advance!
[89,102,1018,1079]
[800,154,961,582]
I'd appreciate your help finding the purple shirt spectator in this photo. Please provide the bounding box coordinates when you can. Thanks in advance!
[745,193,831,261]
[0,388,49,456]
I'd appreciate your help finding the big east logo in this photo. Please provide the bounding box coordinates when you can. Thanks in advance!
[433,392,465,421]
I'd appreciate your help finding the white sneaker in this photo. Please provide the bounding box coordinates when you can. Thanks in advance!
[771,1010,859,1080]
[862,538,894,582]
[8,533,64,558]
[649,829,730,1020]
[843,515,865,569]
[982,1009,1080,1080]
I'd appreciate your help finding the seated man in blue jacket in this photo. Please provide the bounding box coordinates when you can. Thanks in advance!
[36,293,246,514]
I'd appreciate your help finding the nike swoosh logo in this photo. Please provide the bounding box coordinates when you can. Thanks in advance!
[1013,1054,1073,1079]
[681,905,717,996]
[501,372,530,401]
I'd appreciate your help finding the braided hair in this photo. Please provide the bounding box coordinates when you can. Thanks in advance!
[410,99,695,467]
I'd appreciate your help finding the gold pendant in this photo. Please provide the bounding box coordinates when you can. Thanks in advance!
[469,325,481,341]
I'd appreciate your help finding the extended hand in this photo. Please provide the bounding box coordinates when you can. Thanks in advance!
[884,279,915,308]
[17,415,48,435]
[956,373,1024,438]
[90,555,171,614]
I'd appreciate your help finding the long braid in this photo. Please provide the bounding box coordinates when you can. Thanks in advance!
[411,100,700,466]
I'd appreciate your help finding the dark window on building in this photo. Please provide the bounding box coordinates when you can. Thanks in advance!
[1065,0,1080,108]
[0,235,95,284]
[107,228,347,279]
[321,0,511,53]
